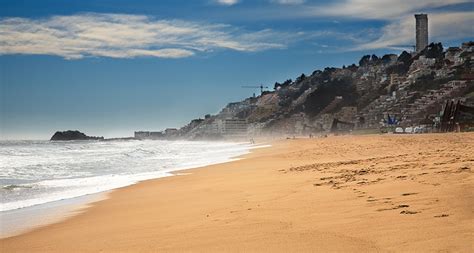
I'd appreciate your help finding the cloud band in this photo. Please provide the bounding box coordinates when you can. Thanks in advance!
[0,13,291,59]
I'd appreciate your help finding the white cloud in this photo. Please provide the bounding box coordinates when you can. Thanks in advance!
[215,0,239,6]
[289,0,474,51]
[310,0,472,20]
[353,11,474,50]
[0,13,296,59]
[270,0,306,5]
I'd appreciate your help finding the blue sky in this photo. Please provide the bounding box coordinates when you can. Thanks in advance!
[1,0,473,139]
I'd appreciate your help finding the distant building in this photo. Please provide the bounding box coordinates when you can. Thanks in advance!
[219,101,252,119]
[445,47,463,65]
[390,74,400,86]
[337,107,357,123]
[415,14,428,52]
[214,118,248,137]
[134,131,164,139]
[316,113,335,131]
[134,131,150,139]
[164,128,178,136]
[150,132,164,138]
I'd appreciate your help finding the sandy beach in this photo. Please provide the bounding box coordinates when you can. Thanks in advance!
[1,133,473,252]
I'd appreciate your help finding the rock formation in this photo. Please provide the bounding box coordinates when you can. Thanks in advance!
[50,130,104,141]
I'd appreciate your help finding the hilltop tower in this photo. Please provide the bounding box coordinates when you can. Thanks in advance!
[415,14,428,52]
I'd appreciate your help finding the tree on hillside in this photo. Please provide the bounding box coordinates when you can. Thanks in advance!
[359,55,371,66]
[312,70,322,75]
[386,51,413,75]
[274,79,292,90]
[371,54,379,62]
[422,42,444,59]
[296,73,306,83]
[409,72,454,91]
[381,54,393,64]
[302,78,358,117]
[398,51,412,64]
[347,64,358,71]
[274,82,281,90]
[282,79,292,87]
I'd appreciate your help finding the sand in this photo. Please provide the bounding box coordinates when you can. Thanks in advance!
[1,133,473,252]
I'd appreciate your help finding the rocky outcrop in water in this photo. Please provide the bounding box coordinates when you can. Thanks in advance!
[50,130,104,141]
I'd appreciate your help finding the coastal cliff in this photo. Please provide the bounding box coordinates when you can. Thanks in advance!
[176,41,473,138]
[50,130,104,141]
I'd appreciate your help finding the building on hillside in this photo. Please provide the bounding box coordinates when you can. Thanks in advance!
[409,56,436,72]
[247,122,265,136]
[135,131,150,139]
[445,47,463,65]
[336,107,358,123]
[150,132,164,138]
[314,113,335,131]
[415,14,428,52]
[461,42,474,52]
[164,128,178,136]
[390,74,401,86]
[219,101,253,119]
[407,68,433,83]
[134,131,163,139]
[213,118,248,137]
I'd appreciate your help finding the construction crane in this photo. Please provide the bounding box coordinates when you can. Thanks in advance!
[389,44,416,52]
[241,85,269,96]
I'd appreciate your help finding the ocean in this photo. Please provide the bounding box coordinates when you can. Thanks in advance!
[0,139,252,213]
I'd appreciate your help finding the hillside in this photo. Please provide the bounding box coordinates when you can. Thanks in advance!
[178,41,474,138]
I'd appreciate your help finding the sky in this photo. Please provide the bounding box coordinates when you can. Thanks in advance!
[1,0,473,139]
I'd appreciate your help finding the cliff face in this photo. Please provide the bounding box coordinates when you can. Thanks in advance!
[50,130,104,141]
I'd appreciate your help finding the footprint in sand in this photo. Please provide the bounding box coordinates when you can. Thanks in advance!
[458,166,470,172]
[366,196,378,202]
[376,204,409,212]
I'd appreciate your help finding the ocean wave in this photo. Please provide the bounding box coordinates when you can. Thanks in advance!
[1,184,33,191]
[0,140,253,212]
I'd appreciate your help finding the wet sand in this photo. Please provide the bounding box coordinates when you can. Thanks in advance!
[1,133,473,252]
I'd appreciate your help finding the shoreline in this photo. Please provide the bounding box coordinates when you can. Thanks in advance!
[0,141,267,238]
[0,192,109,238]
[1,133,473,252]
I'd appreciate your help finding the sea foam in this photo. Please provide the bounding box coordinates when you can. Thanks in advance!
[0,140,252,212]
